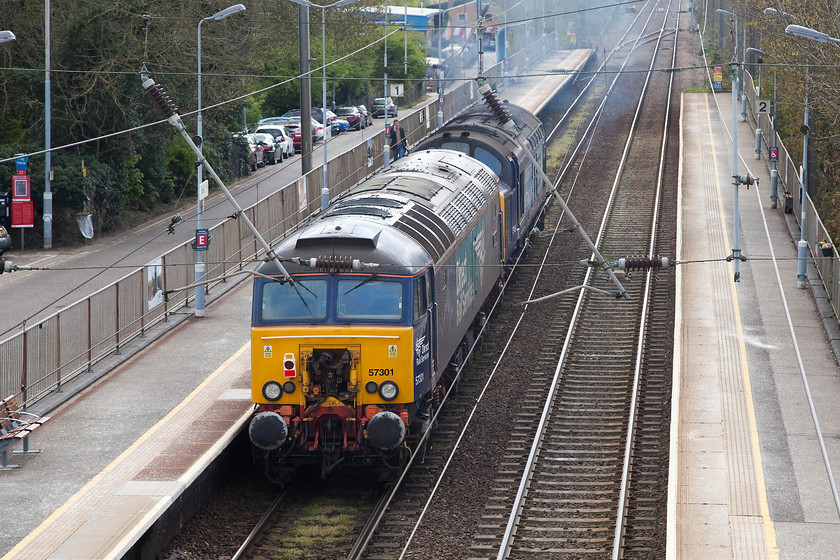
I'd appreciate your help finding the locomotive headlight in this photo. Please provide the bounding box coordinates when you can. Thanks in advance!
[283,381,296,394]
[262,381,283,401]
[365,381,379,394]
[378,381,399,401]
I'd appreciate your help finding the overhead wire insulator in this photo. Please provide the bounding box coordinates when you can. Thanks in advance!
[478,83,511,125]
[316,255,360,272]
[617,256,671,272]
[142,78,178,119]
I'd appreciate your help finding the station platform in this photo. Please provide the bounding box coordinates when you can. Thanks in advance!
[0,280,255,560]
[0,49,595,560]
[492,48,594,115]
[670,92,840,558]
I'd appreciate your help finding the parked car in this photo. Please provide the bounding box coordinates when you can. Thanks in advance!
[335,106,365,130]
[0,225,10,256]
[334,118,350,133]
[255,125,294,160]
[244,134,265,171]
[253,132,280,165]
[286,119,322,152]
[257,116,291,126]
[281,109,330,138]
[326,110,341,136]
[371,96,397,118]
[275,125,295,159]
[357,105,373,127]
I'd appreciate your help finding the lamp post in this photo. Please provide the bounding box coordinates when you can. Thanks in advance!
[384,0,390,169]
[784,23,840,289]
[45,0,51,249]
[716,9,743,122]
[437,0,445,128]
[288,0,360,210]
[196,3,246,318]
[717,8,744,282]
[745,47,779,207]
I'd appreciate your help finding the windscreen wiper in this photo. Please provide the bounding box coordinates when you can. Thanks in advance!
[343,274,379,295]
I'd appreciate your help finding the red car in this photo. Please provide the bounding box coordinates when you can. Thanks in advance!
[288,118,322,152]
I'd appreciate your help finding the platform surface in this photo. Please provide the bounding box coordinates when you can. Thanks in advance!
[670,92,840,558]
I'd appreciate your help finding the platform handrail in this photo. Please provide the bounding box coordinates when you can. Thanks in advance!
[742,69,839,329]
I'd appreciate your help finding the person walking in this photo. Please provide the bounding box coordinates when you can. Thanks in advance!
[389,119,407,161]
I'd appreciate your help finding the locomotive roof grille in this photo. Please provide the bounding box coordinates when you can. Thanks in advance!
[393,217,445,261]
[384,177,440,200]
[334,196,405,209]
[440,186,486,236]
[405,205,455,247]
[295,225,382,248]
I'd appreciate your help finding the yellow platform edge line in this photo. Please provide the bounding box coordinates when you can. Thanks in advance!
[703,92,779,558]
[664,93,687,559]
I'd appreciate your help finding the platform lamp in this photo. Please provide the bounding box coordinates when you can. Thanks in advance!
[196,3,246,318]
[287,0,361,210]
[784,24,840,288]
[762,9,797,210]
[716,9,742,122]
[745,47,779,207]
[718,8,746,282]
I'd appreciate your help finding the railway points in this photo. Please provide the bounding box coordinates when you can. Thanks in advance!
[0,48,595,560]
[671,92,840,558]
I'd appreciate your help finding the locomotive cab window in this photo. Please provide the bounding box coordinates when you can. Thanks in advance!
[262,279,327,320]
[413,276,427,320]
[474,147,502,177]
[441,141,470,155]
[337,279,403,321]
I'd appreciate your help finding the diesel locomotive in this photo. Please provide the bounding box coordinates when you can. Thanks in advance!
[248,102,546,482]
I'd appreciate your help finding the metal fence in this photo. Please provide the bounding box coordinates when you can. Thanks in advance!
[0,35,563,408]
[743,70,839,322]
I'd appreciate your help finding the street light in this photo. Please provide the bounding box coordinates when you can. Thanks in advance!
[784,23,840,288]
[786,24,840,45]
[763,7,795,19]
[716,9,747,121]
[0,30,15,44]
[288,0,360,210]
[745,47,779,207]
[716,9,737,59]
[196,3,246,318]
[716,8,746,282]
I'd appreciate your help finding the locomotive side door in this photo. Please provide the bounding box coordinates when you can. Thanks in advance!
[412,273,433,399]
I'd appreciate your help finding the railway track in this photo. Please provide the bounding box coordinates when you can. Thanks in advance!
[343,0,686,558]
[487,1,682,558]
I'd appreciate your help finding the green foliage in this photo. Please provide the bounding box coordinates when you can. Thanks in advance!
[0,0,417,245]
